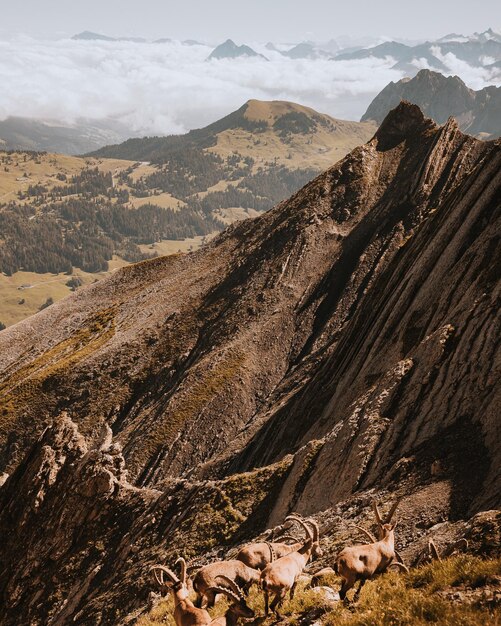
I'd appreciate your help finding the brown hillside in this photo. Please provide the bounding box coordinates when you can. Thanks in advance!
[0,102,499,624]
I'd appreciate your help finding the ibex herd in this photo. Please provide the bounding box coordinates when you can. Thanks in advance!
[151,500,409,622]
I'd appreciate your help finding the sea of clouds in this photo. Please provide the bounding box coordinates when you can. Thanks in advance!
[0,36,499,137]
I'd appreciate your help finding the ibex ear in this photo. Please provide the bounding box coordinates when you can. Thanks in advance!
[391,519,398,530]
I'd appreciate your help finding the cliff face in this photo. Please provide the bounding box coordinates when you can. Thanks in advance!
[362,69,501,139]
[0,102,499,623]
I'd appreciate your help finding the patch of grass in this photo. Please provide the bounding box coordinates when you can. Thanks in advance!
[323,556,501,626]
[0,307,116,436]
[222,458,293,518]
[166,456,293,557]
[136,596,174,626]
[409,554,500,591]
[137,349,247,466]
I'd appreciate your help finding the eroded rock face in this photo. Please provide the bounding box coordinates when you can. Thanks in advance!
[0,102,499,623]
[0,414,297,624]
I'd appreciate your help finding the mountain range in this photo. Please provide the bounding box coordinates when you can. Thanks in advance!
[0,116,134,155]
[0,100,376,327]
[362,69,501,139]
[0,102,499,624]
[72,31,147,43]
[335,29,501,74]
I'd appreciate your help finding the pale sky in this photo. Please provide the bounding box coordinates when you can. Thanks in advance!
[1,0,499,42]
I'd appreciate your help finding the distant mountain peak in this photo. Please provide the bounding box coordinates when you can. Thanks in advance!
[71,31,115,41]
[207,39,268,61]
[362,69,501,140]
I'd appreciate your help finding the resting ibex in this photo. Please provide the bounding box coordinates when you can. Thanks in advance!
[193,560,260,608]
[150,561,254,626]
[415,538,469,566]
[260,514,323,616]
[237,517,321,570]
[335,500,408,602]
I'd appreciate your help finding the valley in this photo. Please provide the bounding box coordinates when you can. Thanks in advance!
[0,100,376,326]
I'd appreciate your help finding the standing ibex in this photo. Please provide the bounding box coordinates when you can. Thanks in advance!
[193,560,260,608]
[237,517,321,570]
[260,514,323,616]
[150,560,254,626]
[335,500,408,602]
[354,499,407,566]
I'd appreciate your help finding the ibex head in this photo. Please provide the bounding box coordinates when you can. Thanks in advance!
[372,499,399,538]
[150,564,183,595]
[151,557,188,596]
[285,514,323,559]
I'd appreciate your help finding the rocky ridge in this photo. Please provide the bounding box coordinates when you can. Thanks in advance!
[0,102,499,623]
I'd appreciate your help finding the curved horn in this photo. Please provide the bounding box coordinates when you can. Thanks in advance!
[306,519,320,543]
[150,565,180,587]
[214,575,246,601]
[264,541,276,562]
[152,567,165,587]
[372,500,384,526]
[395,549,406,564]
[385,499,401,524]
[443,538,468,557]
[388,561,409,573]
[428,540,442,562]
[176,557,187,585]
[285,515,313,542]
[206,585,240,604]
[355,525,377,543]
[274,535,300,544]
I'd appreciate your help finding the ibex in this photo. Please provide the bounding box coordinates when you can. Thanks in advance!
[193,559,260,608]
[260,514,323,616]
[150,560,254,626]
[354,500,407,566]
[415,538,468,566]
[335,500,408,602]
[237,517,320,570]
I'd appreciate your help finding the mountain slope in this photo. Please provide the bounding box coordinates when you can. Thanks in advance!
[0,116,133,154]
[0,102,499,624]
[362,70,501,139]
[0,100,375,327]
[90,99,376,170]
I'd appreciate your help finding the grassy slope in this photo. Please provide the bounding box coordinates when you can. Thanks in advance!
[138,556,500,626]
[0,151,206,326]
[0,239,210,327]
[0,151,133,199]
[0,103,376,327]
[211,100,376,170]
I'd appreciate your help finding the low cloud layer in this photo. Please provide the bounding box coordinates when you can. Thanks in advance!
[0,37,499,136]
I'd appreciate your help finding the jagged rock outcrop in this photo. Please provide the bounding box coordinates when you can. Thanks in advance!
[0,102,499,622]
[0,412,294,624]
[362,69,501,139]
